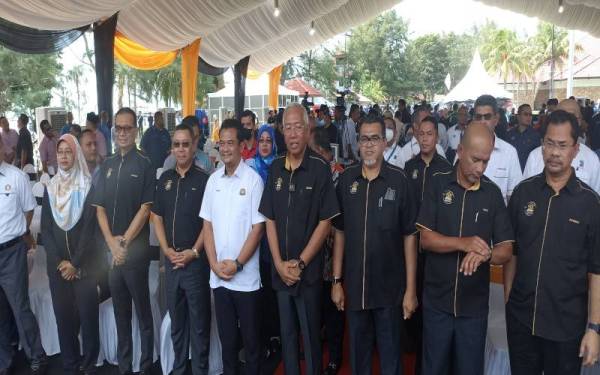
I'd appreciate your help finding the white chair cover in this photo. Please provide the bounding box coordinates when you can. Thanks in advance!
[39,173,51,185]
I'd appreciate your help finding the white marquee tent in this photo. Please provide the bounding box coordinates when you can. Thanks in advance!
[443,50,514,103]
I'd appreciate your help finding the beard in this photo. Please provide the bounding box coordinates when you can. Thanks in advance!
[363,158,377,166]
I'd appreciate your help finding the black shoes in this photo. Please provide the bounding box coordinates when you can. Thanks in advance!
[30,356,47,375]
[323,362,340,375]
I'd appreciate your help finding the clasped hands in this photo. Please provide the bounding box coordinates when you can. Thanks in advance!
[459,236,492,275]
[57,260,79,281]
[276,259,302,286]
[165,247,197,270]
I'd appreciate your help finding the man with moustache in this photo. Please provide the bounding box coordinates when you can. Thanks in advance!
[259,103,339,375]
[417,124,513,375]
[505,110,600,374]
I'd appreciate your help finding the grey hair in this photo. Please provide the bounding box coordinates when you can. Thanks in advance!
[283,102,309,128]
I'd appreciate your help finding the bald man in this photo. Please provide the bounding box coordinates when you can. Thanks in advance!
[523,99,600,193]
[417,123,514,375]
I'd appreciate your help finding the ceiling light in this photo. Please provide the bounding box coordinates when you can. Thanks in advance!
[558,0,564,13]
[274,0,280,17]
[309,21,316,36]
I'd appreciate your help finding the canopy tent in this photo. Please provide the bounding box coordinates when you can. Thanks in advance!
[285,78,323,98]
[443,50,514,103]
[476,0,600,38]
[0,0,399,73]
[207,72,298,123]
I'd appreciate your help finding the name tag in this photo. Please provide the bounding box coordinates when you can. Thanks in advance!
[569,218,580,224]
[131,174,139,178]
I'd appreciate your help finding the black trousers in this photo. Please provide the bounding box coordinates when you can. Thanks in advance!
[166,261,211,375]
[506,307,582,375]
[109,264,154,374]
[48,270,99,374]
[213,287,261,375]
[277,282,322,375]
[0,241,45,370]
[259,260,280,347]
[347,306,403,375]
[322,281,344,365]
[422,305,487,375]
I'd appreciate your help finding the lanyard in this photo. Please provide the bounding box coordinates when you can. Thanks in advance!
[386,144,398,162]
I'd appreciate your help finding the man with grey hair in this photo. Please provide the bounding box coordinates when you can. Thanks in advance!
[259,103,340,375]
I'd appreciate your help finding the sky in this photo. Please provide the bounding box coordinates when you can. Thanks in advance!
[52,0,547,123]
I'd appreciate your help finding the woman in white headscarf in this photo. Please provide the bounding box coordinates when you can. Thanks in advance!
[41,134,101,375]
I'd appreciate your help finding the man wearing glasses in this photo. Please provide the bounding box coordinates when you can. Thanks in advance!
[331,114,418,374]
[152,124,211,375]
[472,95,523,203]
[93,107,156,374]
[506,104,540,172]
[259,103,339,375]
[504,110,600,374]
[523,99,600,194]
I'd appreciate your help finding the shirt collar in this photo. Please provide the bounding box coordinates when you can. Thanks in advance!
[538,168,579,195]
[283,147,310,172]
[221,159,245,178]
[451,165,481,191]
[0,161,6,176]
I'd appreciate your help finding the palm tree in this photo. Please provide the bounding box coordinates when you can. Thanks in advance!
[481,29,523,90]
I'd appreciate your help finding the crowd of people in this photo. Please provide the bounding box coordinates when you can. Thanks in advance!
[0,93,599,375]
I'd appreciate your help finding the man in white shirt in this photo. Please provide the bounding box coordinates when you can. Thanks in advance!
[523,98,600,193]
[446,105,469,162]
[472,95,523,202]
[398,107,446,169]
[200,119,265,375]
[0,138,47,374]
[338,105,359,163]
[383,116,403,168]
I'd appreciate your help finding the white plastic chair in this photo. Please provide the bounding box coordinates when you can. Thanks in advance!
[22,164,36,174]
[47,166,55,176]
[31,182,44,199]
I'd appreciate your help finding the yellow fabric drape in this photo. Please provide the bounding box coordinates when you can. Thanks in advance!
[181,39,201,117]
[268,65,283,110]
[114,31,177,70]
[247,70,262,80]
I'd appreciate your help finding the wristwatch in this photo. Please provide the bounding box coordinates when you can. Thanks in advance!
[235,259,244,272]
[192,248,199,258]
[588,322,600,335]
[332,277,343,285]
[119,237,127,248]
[298,259,306,271]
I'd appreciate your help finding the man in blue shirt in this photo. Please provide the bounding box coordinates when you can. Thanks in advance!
[141,111,171,170]
[506,104,540,171]
[60,111,74,135]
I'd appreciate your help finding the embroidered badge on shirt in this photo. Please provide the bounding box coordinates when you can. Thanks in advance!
[412,169,418,180]
[165,180,173,191]
[442,190,454,205]
[524,201,536,216]
[384,187,396,201]
[106,168,112,178]
[275,177,283,191]
[350,181,359,194]
[240,188,246,196]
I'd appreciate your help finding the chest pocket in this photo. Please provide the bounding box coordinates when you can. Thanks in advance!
[234,187,252,223]
[0,190,18,213]
[378,196,398,231]
[558,217,587,263]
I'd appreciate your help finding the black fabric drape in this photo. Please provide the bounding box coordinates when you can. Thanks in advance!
[0,17,88,54]
[198,57,227,76]
[234,56,250,119]
[93,14,118,123]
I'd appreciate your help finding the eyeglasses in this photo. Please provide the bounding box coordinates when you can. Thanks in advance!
[542,140,575,152]
[115,125,136,134]
[359,135,383,146]
[473,113,494,121]
[172,141,191,149]
[57,150,73,156]
[283,124,306,134]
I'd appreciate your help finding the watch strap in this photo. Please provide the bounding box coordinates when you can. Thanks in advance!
[235,259,243,272]
[588,322,600,334]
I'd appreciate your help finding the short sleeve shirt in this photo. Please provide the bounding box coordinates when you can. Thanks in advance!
[416,167,514,317]
[16,127,33,166]
[507,172,600,341]
[506,126,541,171]
[92,148,155,267]
[259,149,340,292]
[484,137,523,202]
[39,135,58,171]
[200,161,265,292]
[333,162,417,311]
[0,162,36,243]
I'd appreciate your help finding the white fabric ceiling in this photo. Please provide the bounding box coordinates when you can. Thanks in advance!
[475,0,600,37]
[0,0,398,73]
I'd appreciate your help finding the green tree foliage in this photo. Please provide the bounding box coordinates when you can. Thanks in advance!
[0,46,63,114]
[405,34,451,100]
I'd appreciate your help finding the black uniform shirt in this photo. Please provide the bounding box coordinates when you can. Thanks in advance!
[152,165,208,250]
[404,152,452,205]
[259,149,339,292]
[333,162,417,311]
[416,167,514,317]
[92,148,155,267]
[507,171,600,341]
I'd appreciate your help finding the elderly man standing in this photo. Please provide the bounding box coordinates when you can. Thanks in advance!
[92,107,155,375]
[38,120,58,175]
[505,110,600,374]
[259,103,339,375]
[0,136,47,374]
[0,117,18,165]
[417,124,513,375]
